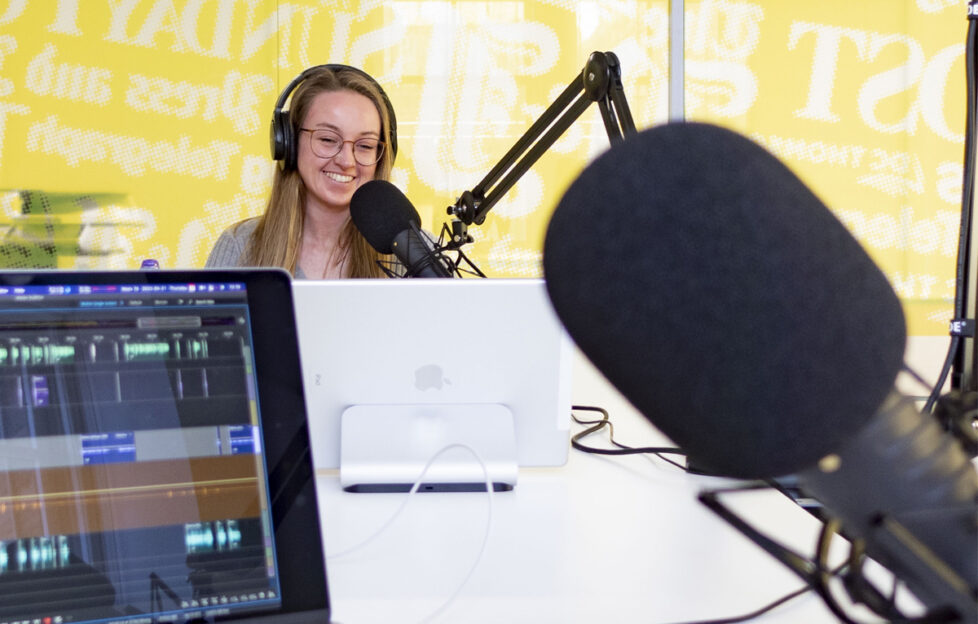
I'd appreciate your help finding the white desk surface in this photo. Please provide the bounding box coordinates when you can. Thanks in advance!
[313,350,899,624]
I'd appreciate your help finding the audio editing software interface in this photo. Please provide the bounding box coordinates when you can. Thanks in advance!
[0,280,283,624]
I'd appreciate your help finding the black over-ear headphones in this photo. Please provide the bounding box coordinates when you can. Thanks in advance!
[270,64,398,171]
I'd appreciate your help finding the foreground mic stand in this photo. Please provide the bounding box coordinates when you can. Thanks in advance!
[922,5,978,452]
[444,51,638,251]
[700,484,977,623]
[953,4,978,394]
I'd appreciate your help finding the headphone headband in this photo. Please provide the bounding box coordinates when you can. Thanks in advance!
[269,64,397,171]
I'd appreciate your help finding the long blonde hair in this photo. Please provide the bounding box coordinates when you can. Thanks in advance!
[245,66,395,278]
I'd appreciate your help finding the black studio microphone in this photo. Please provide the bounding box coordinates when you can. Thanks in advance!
[543,122,978,621]
[350,180,453,278]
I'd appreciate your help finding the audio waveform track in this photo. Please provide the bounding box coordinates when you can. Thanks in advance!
[0,456,261,540]
[0,315,258,441]
[0,518,273,620]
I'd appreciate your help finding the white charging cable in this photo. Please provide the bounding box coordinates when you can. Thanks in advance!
[327,443,495,623]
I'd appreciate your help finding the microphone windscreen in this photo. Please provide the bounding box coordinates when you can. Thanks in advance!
[543,122,907,478]
[350,180,420,254]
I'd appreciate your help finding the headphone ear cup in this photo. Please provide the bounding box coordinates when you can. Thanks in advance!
[271,109,296,170]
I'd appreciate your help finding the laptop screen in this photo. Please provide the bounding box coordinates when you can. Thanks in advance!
[0,270,327,624]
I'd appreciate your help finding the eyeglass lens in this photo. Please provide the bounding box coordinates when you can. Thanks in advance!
[306,129,384,166]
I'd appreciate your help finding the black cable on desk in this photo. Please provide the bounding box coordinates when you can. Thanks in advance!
[570,404,687,470]
[570,406,823,621]
[569,407,943,623]
[660,584,815,624]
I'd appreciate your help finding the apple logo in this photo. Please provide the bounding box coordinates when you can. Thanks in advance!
[414,364,451,391]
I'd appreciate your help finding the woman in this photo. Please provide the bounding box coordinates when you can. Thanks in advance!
[206,65,396,278]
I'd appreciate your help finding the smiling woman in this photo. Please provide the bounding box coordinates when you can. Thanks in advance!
[204,64,399,279]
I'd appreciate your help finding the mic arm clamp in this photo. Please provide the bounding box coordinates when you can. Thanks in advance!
[445,51,637,249]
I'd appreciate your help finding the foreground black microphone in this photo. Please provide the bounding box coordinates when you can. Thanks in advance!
[543,122,977,621]
[350,180,452,278]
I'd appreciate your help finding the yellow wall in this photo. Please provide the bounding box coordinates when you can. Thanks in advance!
[0,1,966,336]
[683,0,966,337]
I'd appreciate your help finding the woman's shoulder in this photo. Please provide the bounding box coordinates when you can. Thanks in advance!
[227,217,260,238]
[205,217,260,267]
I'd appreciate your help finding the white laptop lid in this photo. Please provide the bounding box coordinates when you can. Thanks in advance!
[291,278,572,478]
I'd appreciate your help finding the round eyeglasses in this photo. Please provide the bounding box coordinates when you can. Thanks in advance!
[300,128,385,166]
